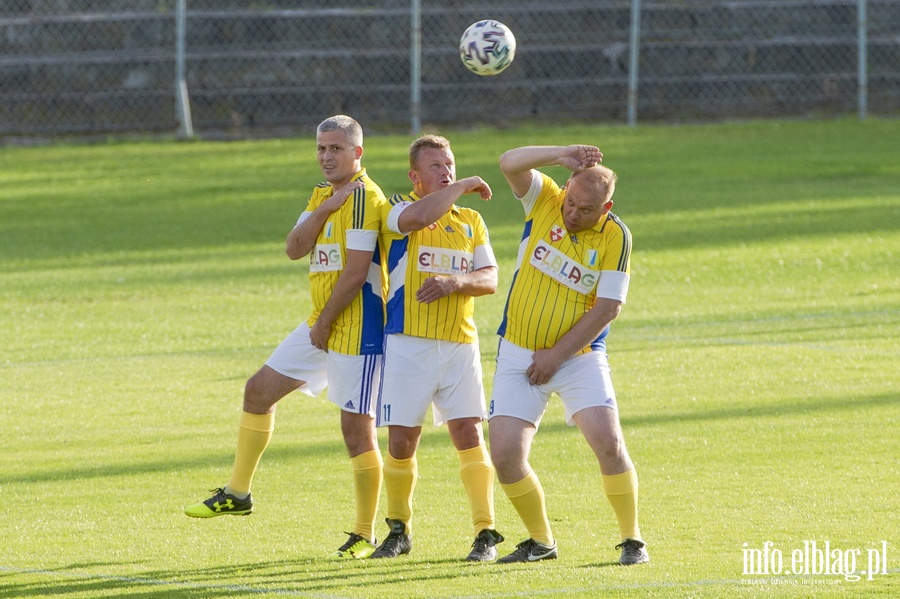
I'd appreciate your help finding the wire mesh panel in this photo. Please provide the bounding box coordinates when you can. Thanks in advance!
[635,0,893,120]
[0,0,898,138]
[0,1,179,135]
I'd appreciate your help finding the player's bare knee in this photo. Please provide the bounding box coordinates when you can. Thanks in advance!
[387,426,420,459]
[447,418,483,451]
[242,372,278,413]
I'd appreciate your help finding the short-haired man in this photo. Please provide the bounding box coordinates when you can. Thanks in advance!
[185,115,388,560]
[488,144,649,566]
[370,135,504,561]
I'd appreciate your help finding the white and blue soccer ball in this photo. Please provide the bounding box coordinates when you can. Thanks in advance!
[459,20,517,76]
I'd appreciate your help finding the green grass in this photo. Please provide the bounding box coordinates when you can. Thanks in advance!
[1,118,898,598]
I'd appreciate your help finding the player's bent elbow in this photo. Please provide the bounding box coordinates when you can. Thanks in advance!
[285,244,306,260]
[498,151,518,176]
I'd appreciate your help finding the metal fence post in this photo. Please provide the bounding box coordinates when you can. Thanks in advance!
[176,0,194,138]
[858,0,868,120]
[410,0,422,135]
[627,0,641,127]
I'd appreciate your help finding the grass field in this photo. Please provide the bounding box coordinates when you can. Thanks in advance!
[1,118,898,598]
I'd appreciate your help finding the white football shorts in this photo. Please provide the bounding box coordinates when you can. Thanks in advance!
[377,334,486,427]
[266,322,381,417]
[488,338,618,427]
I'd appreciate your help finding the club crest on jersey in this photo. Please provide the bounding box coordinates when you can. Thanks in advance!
[427,223,438,230]
[549,225,565,242]
[417,245,474,275]
[310,243,343,272]
[530,240,599,294]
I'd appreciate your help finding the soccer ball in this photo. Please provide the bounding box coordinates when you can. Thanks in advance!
[459,20,516,76]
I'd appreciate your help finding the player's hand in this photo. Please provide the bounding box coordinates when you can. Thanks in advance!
[416,275,458,304]
[558,145,602,173]
[322,180,364,213]
[526,348,565,385]
[309,321,330,352]
[458,176,492,201]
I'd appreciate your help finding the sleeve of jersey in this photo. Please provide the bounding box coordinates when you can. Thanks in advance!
[385,198,413,236]
[295,189,321,226]
[595,218,632,303]
[472,215,498,270]
[516,171,548,217]
[346,186,382,252]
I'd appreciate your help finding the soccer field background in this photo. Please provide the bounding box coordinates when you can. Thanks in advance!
[1,118,898,598]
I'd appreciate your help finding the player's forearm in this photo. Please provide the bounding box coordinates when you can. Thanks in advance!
[499,146,567,175]
[453,266,498,298]
[286,208,330,260]
[397,181,467,233]
[315,269,367,328]
[551,298,622,359]
[314,251,372,327]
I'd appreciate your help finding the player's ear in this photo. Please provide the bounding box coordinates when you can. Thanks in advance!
[408,169,419,186]
[354,145,364,160]
[602,199,614,214]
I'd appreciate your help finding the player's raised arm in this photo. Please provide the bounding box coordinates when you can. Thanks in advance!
[396,176,491,234]
[286,180,363,260]
[499,145,603,197]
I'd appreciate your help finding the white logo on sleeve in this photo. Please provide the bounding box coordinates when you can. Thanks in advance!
[310,243,343,272]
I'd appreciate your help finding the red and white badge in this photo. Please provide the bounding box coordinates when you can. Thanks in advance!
[549,225,565,242]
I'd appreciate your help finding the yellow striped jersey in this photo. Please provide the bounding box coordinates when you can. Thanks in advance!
[301,168,387,355]
[382,191,496,344]
[498,172,631,353]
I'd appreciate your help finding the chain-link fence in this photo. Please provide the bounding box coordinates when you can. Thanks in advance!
[1,0,898,139]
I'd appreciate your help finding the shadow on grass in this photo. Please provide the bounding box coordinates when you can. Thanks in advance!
[3,437,347,486]
[6,419,462,486]
[539,391,898,433]
[8,393,894,486]
[1,556,502,598]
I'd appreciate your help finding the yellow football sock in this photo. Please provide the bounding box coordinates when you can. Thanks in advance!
[225,411,274,497]
[602,468,641,541]
[351,449,384,542]
[501,470,553,546]
[383,453,417,534]
[458,444,495,536]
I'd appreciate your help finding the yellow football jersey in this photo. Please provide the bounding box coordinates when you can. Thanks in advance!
[498,173,631,353]
[382,191,495,344]
[303,169,387,355]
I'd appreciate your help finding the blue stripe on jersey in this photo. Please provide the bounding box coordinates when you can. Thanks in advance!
[589,327,609,352]
[385,236,410,335]
[388,193,405,206]
[496,268,518,338]
[386,236,409,276]
[359,281,385,355]
[496,219,532,338]
[359,238,386,355]
[385,290,405,334]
